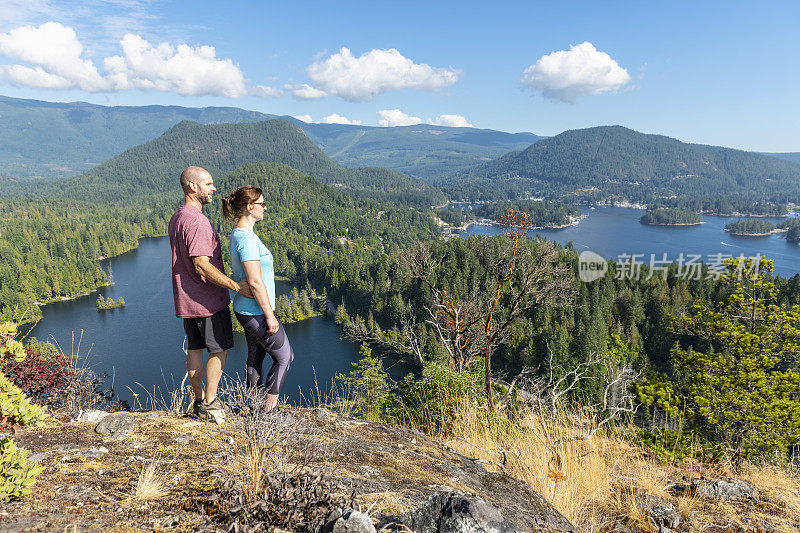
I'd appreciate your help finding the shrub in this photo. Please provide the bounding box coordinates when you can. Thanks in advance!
[397,360,483,436]
[0,438,43,502]
[0,322,47,502]
[335,343,393,422]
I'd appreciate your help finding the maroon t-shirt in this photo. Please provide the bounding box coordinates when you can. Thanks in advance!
[168,204,230,318]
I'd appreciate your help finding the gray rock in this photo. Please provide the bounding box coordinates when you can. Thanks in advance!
[323,507,376,533]
[63,446,109,461]
[75,409,109,423]
[55,485,100,501]
[95,412,135,436]
[400,491,576,532]
[102,432,131,443]
[612,524,633,533]
[626,494,680,531]
[173,434,192,445]
[691,477,756,501]
[316,408,338,423]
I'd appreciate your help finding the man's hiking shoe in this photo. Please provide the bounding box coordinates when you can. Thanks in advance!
[199,398,225,424]
[188,398,203,418]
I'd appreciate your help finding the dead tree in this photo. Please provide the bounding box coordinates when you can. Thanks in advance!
[408,208,576,411]
[520,344,640,468]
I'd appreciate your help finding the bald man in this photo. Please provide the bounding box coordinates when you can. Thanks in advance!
[169,166,252,423]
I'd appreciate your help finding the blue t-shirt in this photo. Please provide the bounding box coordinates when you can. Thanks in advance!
[229,228,275,316]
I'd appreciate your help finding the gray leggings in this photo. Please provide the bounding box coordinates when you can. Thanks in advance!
[235,312,294,395]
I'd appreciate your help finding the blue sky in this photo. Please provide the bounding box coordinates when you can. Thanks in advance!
[1,1,798,151]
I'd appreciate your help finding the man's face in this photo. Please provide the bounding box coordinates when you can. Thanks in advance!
[194,173,216,205]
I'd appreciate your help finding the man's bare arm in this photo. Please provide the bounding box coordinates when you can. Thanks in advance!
[192,256,253,298]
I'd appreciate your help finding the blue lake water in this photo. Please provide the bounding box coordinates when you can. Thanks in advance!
[462,207,800,279]
[27,206,800,406]
[27,237,415,406]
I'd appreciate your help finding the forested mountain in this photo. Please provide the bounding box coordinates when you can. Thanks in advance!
[438,126,800,207]
[764,152,800,165]
[63,119,443,205]
[297,122,541,179]
[0,95,540,181]
[0,95,276,179]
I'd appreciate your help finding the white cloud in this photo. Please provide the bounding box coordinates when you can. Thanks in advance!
[431,114,473,128]
[520,42,630,103]
[0,21,109,91]
[284,83,327,100]
[0,22,250,97]
[307,47,459,102]
[250,84,283,98]
[292,114,314,123]
[377,109,423,127]
[104,34,247,97]
[320,113,361,125]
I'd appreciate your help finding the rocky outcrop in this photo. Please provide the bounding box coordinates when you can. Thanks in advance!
[691,477,756,501]
[624,493,681,532]
[400,491,575,532]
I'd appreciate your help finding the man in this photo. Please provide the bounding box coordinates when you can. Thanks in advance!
[169,166,252,423]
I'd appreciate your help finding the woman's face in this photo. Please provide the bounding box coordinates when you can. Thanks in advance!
[249,195,266,222]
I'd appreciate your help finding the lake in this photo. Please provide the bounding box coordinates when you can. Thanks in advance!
[28,206,800,406]
[462,207,800,279]
[27,236,415,406]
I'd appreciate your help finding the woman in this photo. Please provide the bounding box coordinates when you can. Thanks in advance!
[222,185,293,413]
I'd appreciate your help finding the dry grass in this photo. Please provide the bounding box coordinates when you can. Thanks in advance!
[435,403,800,532]
[133,460,169,500]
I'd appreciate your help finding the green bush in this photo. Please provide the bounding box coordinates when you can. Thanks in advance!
[0,438,43,502]
[397,360,483,436]
[336,343,393,422]
[0,322,46,501]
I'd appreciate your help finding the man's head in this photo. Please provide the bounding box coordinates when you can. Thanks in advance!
[180,166,216,205]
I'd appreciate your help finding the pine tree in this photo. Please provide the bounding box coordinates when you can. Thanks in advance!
[636,256,800,462]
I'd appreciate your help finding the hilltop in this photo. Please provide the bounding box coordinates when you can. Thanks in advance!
[64,119,442,205]
[438,125,800,206]
[5,405,797,532]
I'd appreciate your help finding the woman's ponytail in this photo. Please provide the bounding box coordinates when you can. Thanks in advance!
[221,186,262,222]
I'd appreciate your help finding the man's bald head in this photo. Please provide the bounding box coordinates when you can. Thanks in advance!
[180,166,211,193]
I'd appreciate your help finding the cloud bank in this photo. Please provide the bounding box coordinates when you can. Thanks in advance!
[377,109,473,128]
[520,42,630,103]
[0,21,263,98]
[307,47,459,102]
[431,114,473,127]
[377,109,423,127]
[293,113,362,125]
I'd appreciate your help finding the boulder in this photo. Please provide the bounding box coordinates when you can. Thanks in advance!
[400,491,576,532]
[95,412,135,437]
[691,477,756,501]
[626,494,681,531]
[324,508,376,533]
[75,409,109,423]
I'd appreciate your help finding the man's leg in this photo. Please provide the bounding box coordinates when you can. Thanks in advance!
[204,349,228,404]
[186,349,205,401]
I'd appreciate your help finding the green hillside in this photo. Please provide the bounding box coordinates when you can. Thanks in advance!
[64,119,442,205]
[764,152,800,165]
[0,95,275,179]
[296,121,541,179]
[0,95,541,181]
[437,126,800,208]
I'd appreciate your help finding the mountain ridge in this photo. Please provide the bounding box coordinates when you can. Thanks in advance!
[64,118,441,205]
[0,95,540,181]
[437,125,800,204]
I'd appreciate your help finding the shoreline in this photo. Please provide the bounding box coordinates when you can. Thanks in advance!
[641,221,704,227]
[725,228,788,237]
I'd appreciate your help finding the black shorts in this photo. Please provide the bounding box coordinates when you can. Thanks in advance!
[183,307,234,353]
